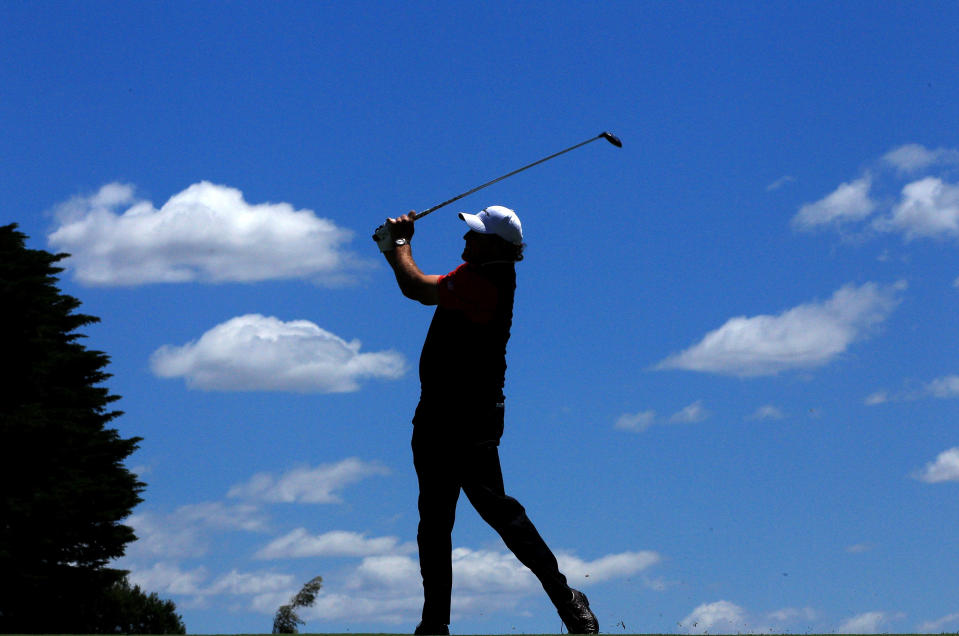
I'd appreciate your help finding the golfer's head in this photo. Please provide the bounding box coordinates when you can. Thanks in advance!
[458,206,525,263]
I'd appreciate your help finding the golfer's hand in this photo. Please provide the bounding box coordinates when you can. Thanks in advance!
[391,212,416,241]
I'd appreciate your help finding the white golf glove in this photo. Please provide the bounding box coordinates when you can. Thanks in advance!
[373,222,394,252]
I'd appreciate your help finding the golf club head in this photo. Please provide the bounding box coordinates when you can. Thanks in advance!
[601,131,623,148]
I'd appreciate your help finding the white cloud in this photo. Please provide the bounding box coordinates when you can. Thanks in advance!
[926,374,959,398]
[656,282,904,377]
[792,177,876,230]
[865,374,959,405]
[346,554,424,591]
[681,600,749,634]
[322,549,533,624]
[670,400,709,423]
[838,611,903,634]
[304,591,422,625]
[795,145,959,244]
[883,143,959,174]
[128,562,297,613]
[680,601,819,635]
[150,314,406,393]
[128,533,660,627]
[47,181,367,286]
[918,611,959,633]
[296,547,660,626]
[449,549,537,594]
[207,569,296,596]
[747,404,784,421]
[874,177,959,240]
[615,410,656,432]
[913,447,959,483]
[615,404,712,431]
[557,550,661,586]
[228,457,390,503]
[125,502,267,559]
[128,562,208,596]
[256,529,414,559]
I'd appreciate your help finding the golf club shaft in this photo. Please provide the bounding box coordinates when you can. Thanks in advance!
[411,131,621,221]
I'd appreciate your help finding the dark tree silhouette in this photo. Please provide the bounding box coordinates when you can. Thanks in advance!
[91,576,187,634]
[0,224,162,632]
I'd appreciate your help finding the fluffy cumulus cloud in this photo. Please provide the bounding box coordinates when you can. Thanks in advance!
[680,601,818,634]
[228,457,390,503]
[557,550,661,586]
[927,374,959,397]
[295,547,662,625]
[333,548,660,597]
[681,601,750,634]
[656,281,904,377]
[47,181,366,286]
[838,611,904,634]
[128,562,209,597]
[119,501,288,609]
[913,447,959,483]
[792,143,959,243]
[792,177,876,230]
[874,177,959,240]
[125,502,268,560]
[883,144,959,174]
[301,590,422,625]
[118,457,663,628]
[150,314,406,392]
[918,611,959,633]
[128,563,297,612]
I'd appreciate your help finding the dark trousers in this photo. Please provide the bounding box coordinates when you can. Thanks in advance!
[411,401,570,624]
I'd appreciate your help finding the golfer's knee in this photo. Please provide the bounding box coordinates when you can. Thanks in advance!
[475,494,526,526]
[418,509,456,534]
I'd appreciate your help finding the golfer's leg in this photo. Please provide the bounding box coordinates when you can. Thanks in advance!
[462,445,571,606]
[412,432,460,625]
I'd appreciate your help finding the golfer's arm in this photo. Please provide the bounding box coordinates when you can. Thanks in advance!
[385,245,440,305]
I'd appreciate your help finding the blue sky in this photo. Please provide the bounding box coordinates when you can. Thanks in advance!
[3,2,959,633]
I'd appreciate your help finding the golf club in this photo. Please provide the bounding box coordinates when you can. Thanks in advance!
[412,131,622,221]
[373,131,622,239]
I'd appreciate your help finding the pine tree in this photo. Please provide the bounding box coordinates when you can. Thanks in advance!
[0,224,146,632]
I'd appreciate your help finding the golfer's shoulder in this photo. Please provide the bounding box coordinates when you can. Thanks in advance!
[438,263,511,313]
[449,262,514,289]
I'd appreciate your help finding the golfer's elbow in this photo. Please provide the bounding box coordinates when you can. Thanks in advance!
[398,277,439,305]
[402,284,438,305]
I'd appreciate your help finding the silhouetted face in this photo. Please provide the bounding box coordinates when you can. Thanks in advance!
[462,231,509,264]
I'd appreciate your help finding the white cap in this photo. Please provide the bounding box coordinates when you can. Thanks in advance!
[458,206,524,245]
